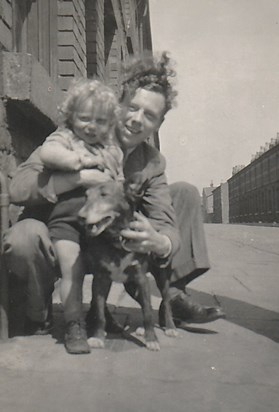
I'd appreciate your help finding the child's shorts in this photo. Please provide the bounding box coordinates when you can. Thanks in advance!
[47,188,87,245]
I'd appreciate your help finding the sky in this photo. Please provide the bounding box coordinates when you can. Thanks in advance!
[149,0,279,192]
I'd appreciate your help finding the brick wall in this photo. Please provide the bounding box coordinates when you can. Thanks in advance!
[58,0,87,90]
[0,0,12,51]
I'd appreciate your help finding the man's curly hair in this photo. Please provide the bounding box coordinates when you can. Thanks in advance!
[120,51,177,114]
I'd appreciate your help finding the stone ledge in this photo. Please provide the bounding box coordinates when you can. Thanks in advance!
[0,51,64,126]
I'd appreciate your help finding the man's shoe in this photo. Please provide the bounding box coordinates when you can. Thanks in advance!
[64,320,91,354]
[24,318,53,336]
[159,292,226,326]
[86,305,124,337]
[24,300,53,336]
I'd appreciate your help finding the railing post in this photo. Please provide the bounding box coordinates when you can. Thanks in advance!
[0,171,9,341]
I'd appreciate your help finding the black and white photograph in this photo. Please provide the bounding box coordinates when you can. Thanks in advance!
[0,1,279,411]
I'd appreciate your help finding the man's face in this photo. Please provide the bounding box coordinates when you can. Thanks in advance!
[72,99,112,146]
[119,88,166,150]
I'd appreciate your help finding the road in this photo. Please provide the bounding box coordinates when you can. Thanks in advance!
[0,223,279,412]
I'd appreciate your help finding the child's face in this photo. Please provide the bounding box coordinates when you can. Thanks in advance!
[72,98,112,145]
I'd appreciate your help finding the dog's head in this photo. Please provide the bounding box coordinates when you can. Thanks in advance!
[78,180,133,237]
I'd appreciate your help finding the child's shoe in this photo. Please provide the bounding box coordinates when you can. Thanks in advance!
[64,320,91,354]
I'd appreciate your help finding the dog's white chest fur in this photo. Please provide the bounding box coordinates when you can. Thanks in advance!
[106,255,140,283]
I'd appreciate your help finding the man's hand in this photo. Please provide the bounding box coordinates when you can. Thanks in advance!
[120,212,172,257]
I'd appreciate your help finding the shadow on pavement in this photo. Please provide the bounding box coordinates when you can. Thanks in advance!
[188,289,279,344]
[12,279,278,347]
[147,279,279,343]
[51,303,148,350]
[51,302,219,351]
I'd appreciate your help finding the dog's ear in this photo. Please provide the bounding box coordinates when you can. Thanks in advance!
[124,173,145,205]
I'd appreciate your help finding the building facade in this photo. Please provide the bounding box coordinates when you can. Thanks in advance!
[0,0,152,180]
[228,139,279,224]
[212,182,229,223]
[202,184,216,223]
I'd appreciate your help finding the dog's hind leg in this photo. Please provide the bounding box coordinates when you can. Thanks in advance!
[155,268,178,338]
[87,274,112,349]
[129,261,160,351]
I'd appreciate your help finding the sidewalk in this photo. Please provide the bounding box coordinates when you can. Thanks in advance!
[0,224,279,412]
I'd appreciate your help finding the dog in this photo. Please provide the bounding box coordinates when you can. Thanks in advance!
[78,179,178,351]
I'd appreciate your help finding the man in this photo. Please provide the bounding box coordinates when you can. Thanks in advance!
[107,52,225,328]
[3,51,224,350]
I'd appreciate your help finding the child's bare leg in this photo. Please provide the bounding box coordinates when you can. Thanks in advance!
[54,240,84,321]
[54,240,90,354]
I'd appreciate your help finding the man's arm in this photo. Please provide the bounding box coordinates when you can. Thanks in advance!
[9,147,113,206]
[121,147,180,265]
[9,147,52,205]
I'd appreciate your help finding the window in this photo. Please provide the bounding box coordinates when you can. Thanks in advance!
[13,0,58,79]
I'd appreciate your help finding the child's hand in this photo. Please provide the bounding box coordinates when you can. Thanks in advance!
[78,169,112,186]
[79,153,104,170]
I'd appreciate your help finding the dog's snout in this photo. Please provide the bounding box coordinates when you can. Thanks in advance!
[78,214,86,225]
[86,223,94,232]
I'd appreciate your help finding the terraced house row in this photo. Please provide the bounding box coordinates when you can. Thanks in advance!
[209,136,279,224]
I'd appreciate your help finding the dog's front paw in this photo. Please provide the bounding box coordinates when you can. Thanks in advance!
[146,340,160,351]
[87,337,105,348]
[165,328,179,338]
[135,326,145,336]
[145,329,160,351]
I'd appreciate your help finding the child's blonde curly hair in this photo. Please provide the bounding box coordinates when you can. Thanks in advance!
[58,78,121,129]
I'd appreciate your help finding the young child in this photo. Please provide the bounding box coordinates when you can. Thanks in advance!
[40,78,123,354]
[40,78,123,179]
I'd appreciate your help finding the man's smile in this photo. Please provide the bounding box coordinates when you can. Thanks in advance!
[125,125,141,135]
